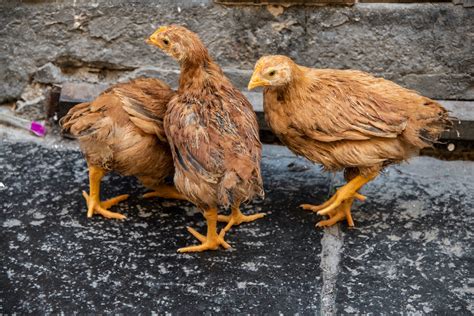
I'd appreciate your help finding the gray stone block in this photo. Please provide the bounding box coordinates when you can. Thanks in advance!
[34,63,65,85]
[0,1,472,103]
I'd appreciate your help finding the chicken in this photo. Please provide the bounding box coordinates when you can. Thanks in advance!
[248,55,451,228]
[147,25,264,252]
[60,77,185,219]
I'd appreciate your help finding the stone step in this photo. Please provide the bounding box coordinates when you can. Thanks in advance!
[57,82,474,145]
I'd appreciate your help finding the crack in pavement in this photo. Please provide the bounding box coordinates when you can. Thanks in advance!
[319,225,344,316]
[318,173,344,315]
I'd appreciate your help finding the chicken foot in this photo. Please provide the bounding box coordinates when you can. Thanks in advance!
[316,198,355,227]
[82,165,128,220]
[142,184,187,200]
[178,208,231,253]
[217,205,265,232]
[301,171,378,227]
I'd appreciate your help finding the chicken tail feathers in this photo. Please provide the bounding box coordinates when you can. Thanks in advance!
[217,171,264,208]
[59,102,91,138]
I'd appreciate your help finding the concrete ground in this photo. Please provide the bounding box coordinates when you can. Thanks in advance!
[1,127,473,314]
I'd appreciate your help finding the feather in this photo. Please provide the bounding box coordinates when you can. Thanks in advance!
[259,56,451,172]
[60,77,175,185]
[162,27,264,209]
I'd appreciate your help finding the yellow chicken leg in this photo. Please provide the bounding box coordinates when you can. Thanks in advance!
[82,165,128,220]
[178,208,231,253]
[316,198,355,227]
[218,205,265,232]
[302,171,378,227]
[317,173,375,216]
[301,192,365,212]
[142,184,187,200]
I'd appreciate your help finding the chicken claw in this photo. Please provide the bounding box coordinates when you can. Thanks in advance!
[218,206,265,232]
[142,184,187,200]
[303,172,377,227]
[300,193,338,212]
[82,191,128,220]
[300,192,365,213]
[178,208,231,253]
[178,227,231,253]
[316,177,370,216]
[316,198,355,227]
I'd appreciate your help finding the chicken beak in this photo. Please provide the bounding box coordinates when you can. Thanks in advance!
[248,74,269,90]
[146,26,168,48]
[146,35,161,48]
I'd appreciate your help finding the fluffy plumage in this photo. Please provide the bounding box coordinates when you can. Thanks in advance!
[61,77,184,219]
[148,25,264,252]
[249,55,451,227]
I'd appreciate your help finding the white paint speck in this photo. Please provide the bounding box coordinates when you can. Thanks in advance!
[387,235,401,241]
[182,206,200,217]
[33,212,45,219]
[3,219,21,227]
[134,222,148,228]
[242,262,258,272]
[182,266,196,277]
[158,265,169,274]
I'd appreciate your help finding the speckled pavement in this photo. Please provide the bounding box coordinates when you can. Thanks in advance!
[335,160,474,314]
[1,133,473,314]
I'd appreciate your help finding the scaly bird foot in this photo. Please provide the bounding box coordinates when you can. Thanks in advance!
[217,208,265,232]
[142,184,187,200]
[177,227,231,253]
[316,191,365,216]
[300,193,365,213]
[316,173,376,217]
[300,193,338,212]
[314,196,356,228]
[315,201,351,227]
[82,191,128,220]
[305,172,378,228]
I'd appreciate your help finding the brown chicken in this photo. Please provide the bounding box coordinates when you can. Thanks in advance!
[60,78,185,219]
[147,25,264,252]
[248,55,451,228]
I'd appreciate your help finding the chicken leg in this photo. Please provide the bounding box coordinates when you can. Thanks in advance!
[82,165,128,219]
[142,184,187,200]
[316,198,355,227]
[217,205,265,232]
[178,208,231,253]
[301,170,378,227]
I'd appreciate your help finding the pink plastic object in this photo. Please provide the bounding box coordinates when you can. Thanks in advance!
[30,121,46,137]
[0,109,47,137]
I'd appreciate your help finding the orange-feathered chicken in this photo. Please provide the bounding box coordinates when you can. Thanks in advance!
[60,78,185,219]
[147,25,264,252]
[248,55,451,228]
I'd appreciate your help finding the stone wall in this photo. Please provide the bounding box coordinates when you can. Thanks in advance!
[0,0,472,106]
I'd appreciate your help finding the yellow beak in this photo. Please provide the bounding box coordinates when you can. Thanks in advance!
[248,73,270,90]
[146,35,160,47]
[146,26,169,48]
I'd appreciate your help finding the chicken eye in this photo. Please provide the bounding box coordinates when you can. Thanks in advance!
[163,39,170,45]
[268,70,276,77]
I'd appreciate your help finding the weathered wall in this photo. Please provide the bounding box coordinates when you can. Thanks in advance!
[0,0,472,105]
